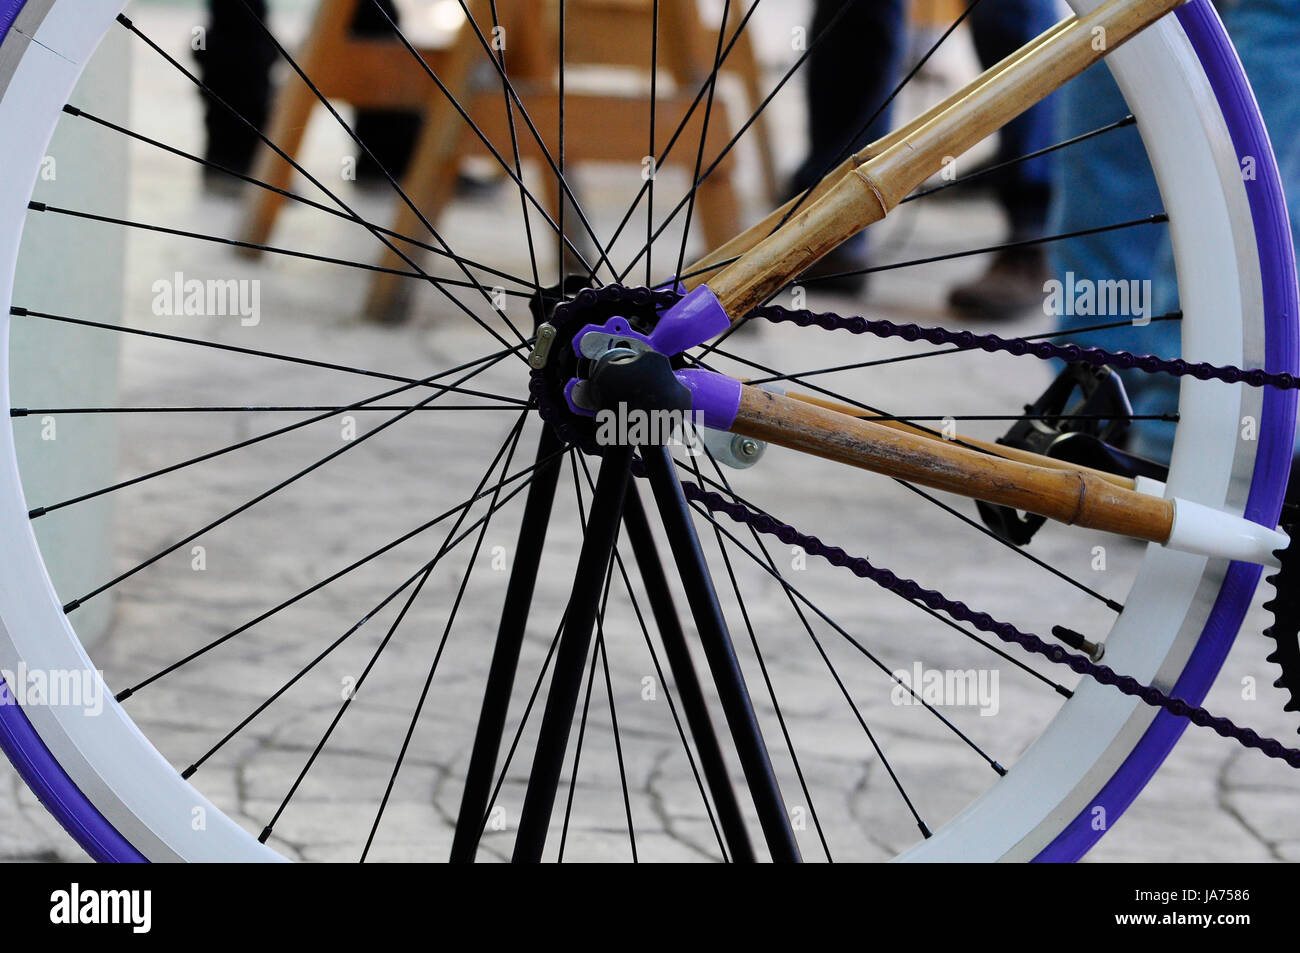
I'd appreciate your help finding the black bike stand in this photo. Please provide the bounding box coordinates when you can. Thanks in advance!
[640,443,801,863]
[455,343,800,862]
[450,425,566,862]
[621,483,756,862]
[512,444,636,861]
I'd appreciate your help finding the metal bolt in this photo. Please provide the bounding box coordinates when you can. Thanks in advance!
[734,436,761,459]
[529,323,557,369]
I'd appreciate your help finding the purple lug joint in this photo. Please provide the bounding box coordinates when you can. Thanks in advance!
[646,285,730,356]
[674,368,741,430]
[563,284,738,426]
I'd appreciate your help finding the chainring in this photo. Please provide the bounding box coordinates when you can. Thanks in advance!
[1263,504,1300,732]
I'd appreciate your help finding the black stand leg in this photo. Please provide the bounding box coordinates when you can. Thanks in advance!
[621,485,756,862]
[512,446,635,861]
[449,426,565,862]
[640,444,802,863]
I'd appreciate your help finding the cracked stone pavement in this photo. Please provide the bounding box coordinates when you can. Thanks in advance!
[0,0,1295,862]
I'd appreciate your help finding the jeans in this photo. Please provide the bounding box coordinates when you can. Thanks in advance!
[199,0,413,176]
[790,0,907,198]
[1048,0,1300,461]
[791,0,1059,254]
[969,0,1060,240]
[788,0,906,258]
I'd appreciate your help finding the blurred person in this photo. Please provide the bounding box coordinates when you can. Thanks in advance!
[196,0,276,185]
[196,0,418,192]
[787,0,907,294]
[787,0,1059,306]
[945,0,1060,318]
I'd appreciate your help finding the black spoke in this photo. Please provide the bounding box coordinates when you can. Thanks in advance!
[558,0,567,287]
[363,0,605,285]
[595,628,637,862]
[12,306,528,396]
[685,449,831,860]
[623,0,894,285]
[685,449,934,848]
[479,609,569,848]
[27,201,532,301]
[684,492,1010,786]
[566,455,637,861]
[600,0,763,279]
[673,0,731,285]
[745,312,1182,386]
[575,455,731,860]
[681,461,1074,699]
[182,413,528,786]
[618,483,742,861]
[16,404,522,416]
[679,443,1121,618]
[618,0,975,285]
[116,12,530,355]
[488,0,542,294]
[557,612,605,863]
[62,103,536,293]
[646,0,659,287]
[62,347,520,613]
[449,0,620,285]
[902,115,1138,204]
[230,0,531,342]
[114,425,561,701]
[29,345,525,519]
[892,480,1124,613]
[800,214,1168,286]
[358,415,530,860]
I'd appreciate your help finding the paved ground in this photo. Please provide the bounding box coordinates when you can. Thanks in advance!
[1,0,1296,862]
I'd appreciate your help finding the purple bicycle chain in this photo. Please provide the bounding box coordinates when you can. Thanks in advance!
[750,305,1300,390]
[533,286,1300,769]
[678,479,1300,769]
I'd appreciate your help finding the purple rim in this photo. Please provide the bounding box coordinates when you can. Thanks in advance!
[0,0,145,862]
[1034,0,1300,861]
[0,0,18,39]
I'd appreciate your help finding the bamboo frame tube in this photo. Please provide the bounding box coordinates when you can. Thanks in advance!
[681,17,1078,287]
[731,386,1174,543]
[704,0,1186,318]
[778,389,1138,490]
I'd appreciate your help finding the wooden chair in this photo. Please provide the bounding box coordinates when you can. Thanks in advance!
[238,0,773,321]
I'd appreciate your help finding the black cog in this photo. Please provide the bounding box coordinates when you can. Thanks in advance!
[1262,503,1300,732]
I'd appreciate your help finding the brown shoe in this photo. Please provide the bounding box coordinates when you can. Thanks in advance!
[947,246,1049,320]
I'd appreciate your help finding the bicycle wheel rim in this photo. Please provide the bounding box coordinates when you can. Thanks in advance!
[1032,0,1298,862]
[0,0,1291,862]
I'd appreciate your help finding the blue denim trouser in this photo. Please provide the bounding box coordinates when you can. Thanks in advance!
[969,0,1061,239]
[1048,0,1300,461]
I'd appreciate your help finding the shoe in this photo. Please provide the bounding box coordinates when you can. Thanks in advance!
[947,246,1049,320]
